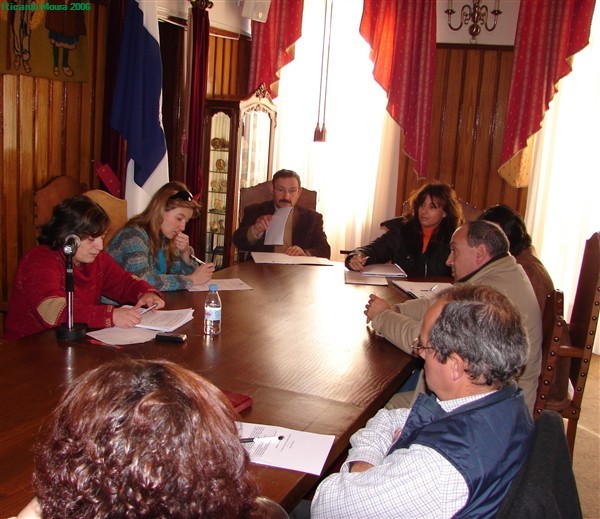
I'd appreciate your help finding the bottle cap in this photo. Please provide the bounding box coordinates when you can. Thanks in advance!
[208,284,218,291]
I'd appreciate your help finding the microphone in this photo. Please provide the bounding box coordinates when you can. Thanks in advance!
[63,234,81,256]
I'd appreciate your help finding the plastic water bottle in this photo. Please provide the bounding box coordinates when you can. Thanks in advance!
[204,284,222,336]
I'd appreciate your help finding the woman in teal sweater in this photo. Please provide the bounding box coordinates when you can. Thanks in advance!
[107,182,214,291]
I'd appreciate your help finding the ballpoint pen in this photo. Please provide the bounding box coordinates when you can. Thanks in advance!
[190,253,205,265]
[239,435,284,444]
[139,303,158,315]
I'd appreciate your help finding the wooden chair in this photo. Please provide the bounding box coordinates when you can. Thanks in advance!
[533,232,600,459]
[238,180,317,223]
[237,181,317,262]
[34,175,87,233]
[84,189,128,245]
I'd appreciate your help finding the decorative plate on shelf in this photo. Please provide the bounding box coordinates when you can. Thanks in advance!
[210,137,222,149]
[215,159,226,171]
[214,199,224,210]
[219,179,227,191]
[210,180,220,191]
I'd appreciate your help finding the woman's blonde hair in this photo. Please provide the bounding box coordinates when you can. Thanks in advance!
[128,181,201,268]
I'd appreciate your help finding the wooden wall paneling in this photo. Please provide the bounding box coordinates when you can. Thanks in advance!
[214,37,225,96]
[80,82,93,181]
[35,80,51,185]
[1,75,20,332]
[453,50,481,203]
[436,48,464,187]
[470,48,501,209]
[395,46,529,223]
[1,2,108,336]
[222,38,233,96]
[65,83,83,179]
[206,34,251,100]
[18,76,36,255]
[48,81,64,176]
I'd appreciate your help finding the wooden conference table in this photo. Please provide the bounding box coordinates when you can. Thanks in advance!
[0,260,420,516]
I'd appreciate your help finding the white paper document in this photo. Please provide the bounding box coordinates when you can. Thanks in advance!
[264,206,293,245]
[251,252,333,266]
[362,263,407,277]
[87,327,158,345]
[344,270,388,286]
[189,279,253,291]
[135,308,194,332]
[237,422,335,476]
[392,280,453,299]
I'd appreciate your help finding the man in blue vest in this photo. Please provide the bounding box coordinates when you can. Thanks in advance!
[311,284,534,518]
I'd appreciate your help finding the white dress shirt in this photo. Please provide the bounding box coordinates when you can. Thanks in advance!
[310,393,494,519]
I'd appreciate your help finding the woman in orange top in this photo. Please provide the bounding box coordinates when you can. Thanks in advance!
[346,182,463,277]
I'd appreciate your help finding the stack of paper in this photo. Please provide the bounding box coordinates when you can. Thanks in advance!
[237,421,334,476]
[344,270,388,286]
[362,263,407,277]
[136,308,194,332]
[251,252,333,266]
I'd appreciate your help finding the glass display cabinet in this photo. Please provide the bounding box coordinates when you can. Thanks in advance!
[198,86,277,269]
[238,83,277,190]
[199,100,239,269]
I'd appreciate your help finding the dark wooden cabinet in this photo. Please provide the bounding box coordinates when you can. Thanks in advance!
[199,100,240,269]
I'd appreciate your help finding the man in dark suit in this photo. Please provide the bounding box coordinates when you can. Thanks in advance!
[233,169,331,259]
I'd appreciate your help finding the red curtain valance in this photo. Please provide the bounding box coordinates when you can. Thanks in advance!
[499,0,596,182]
[360,0,437,178]
[247,0,304,98]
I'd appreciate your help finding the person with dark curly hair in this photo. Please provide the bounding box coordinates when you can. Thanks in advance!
[4,195,164,340]
[346,182,463,277]
[10,359,287,519]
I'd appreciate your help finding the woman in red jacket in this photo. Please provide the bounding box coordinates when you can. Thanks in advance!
[4,195,164,340]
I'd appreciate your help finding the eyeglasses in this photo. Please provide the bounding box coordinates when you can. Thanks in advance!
[169,190,194,202]
[274,186,299,196]
[411,337,434,356]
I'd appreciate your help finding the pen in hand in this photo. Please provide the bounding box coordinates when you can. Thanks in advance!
[240,435,284,444]
[190,253,205,265]
[139,303,158,316]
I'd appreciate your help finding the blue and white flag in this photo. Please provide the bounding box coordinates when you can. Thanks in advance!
[110,0,169,217]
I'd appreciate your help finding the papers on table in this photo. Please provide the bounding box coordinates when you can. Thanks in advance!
[264,206,293,245]
[251,252,333,266]
[135,308,194,332]
[362,263,407,277]
[85,307,194,346]
[392,280,453,299]
[238,421,335,476]
[189,278,252,291]
[87,327,157,345]
[344,270,388,286]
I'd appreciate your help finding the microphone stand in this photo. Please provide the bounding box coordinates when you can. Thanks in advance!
[57,248,87,341]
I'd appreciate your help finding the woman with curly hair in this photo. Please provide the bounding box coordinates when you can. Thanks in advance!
[107,181,215,291]
[4,195,164,340]
[11,359,286,518]
[346,182,463,277]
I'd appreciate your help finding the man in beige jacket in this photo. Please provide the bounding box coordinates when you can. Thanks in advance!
[365,220,542,414]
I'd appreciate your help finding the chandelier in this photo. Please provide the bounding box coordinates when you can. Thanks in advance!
[445,0,502,42]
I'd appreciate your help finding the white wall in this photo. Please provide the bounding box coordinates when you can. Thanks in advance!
[436,0,519,45]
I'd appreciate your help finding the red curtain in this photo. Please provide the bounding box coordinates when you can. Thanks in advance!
[247,0,304,98]
[500,0,596,170]
[185,4,210,249]
[360,0,436,178]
